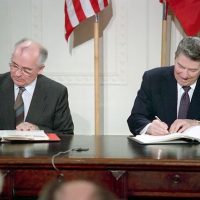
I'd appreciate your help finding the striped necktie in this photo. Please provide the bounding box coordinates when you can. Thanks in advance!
[178,86,191,119]
[14,87,26,126]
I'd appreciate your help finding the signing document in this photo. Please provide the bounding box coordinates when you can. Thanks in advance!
[128,126,200,144]
[0,130,49,142]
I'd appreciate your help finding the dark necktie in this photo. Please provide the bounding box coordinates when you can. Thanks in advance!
[178,86,191,119]
[14,87,26,126]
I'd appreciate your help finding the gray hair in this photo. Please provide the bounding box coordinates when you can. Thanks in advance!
[13,38,48,65]
[175,37,200,62]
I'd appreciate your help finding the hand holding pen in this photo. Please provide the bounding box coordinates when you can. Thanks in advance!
[146,116,169,135]
[155,116,161,121]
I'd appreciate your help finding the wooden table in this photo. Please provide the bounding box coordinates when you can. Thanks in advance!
[1,135,200,200]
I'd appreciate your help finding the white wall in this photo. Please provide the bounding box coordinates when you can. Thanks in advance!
[0,0,183,135]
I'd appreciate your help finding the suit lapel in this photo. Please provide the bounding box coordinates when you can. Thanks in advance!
[188,78,200,119]
[26,76,47,122]
[160,68,177,125]
[0,75,15,128]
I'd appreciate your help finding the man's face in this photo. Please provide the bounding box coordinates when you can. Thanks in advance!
[10,45,43,87]
[174,53,200,86]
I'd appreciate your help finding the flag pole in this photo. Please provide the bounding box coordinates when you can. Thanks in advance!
[161,0,171,66]
[94,14,100,136]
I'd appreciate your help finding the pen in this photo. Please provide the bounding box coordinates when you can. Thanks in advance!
[155,116,161,121]
[155,116,170,134]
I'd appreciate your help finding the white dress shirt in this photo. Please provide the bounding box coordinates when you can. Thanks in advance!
[176,82,196,117]
[14,78,37,120]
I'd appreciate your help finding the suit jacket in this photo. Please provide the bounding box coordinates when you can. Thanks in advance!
[0,72,74,134]
[127,66,200,136]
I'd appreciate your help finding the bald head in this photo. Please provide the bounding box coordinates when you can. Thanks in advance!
[38,180,118,200]
[54,180,97,200]
[12,38,48,66]
[10,38,48,86]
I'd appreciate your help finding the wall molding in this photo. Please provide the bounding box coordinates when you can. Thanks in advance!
[45,1,128,85]
[31,0,42,42]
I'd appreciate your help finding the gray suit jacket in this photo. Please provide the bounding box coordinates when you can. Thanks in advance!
[0,72,74,134]
[127,66,200,135]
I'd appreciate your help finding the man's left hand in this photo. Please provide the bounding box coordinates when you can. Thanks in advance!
[169,119,198,133]
[16,122,39,131]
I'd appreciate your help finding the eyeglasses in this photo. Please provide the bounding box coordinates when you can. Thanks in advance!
[9,61,33,76]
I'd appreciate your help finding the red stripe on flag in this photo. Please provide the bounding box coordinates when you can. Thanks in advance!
[64,2,73,40]
[103,0,109,7]
[64,0,109,40]
[89,0,101,13]
[73,0,86,22]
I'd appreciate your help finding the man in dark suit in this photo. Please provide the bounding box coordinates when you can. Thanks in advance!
[0,38,74,134]
[127,37,200,136]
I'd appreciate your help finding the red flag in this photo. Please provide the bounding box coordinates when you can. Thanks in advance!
[160,0,200,36]
[64,0,109,40]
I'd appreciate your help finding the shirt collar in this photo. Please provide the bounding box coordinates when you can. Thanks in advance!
[14,78,37,95]
[177,81,197,91]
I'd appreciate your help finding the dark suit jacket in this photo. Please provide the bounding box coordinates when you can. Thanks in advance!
[127,66,200,136]
[0,72,74,134]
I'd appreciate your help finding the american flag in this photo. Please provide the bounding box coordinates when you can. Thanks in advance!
[64,0,109,40]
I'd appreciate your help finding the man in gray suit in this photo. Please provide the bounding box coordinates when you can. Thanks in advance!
[0,38,74,134]
[127,37,200,136]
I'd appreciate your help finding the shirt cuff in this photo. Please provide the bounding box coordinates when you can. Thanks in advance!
[139,123,152,135]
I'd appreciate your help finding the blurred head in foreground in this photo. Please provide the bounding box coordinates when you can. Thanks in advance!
[38,179,118,200]
[0,171,4,194]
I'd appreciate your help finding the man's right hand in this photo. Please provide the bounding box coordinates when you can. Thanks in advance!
[147,119,169,135]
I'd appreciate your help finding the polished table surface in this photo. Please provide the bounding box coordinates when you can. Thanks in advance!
[1,134,200,164]
[0,135,200,168]
[1,135,200,199]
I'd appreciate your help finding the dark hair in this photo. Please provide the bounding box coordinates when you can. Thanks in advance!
[175,37,200,61]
